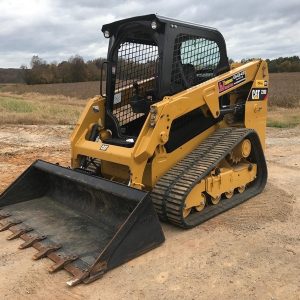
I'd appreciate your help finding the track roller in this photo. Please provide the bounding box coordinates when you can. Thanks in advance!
[151,127,268,228]
[210,195,221,205]
[225,190,234,199]
[237,185,246,193]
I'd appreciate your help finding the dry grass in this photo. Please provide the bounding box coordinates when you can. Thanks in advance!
[0,73,299,126]
[0,92,85,125]
[267,107,300,128]
[1,81,101,100]
[269,73,300,108]
[2,73,300,106]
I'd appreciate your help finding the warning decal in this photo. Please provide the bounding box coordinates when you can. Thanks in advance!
[218,70,246,93]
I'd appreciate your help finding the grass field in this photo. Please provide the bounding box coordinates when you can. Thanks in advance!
[0,92,83,125]
[0,73,299,127]
[268,73,300,108]
[0,81,102,99]
[267,107,300,128]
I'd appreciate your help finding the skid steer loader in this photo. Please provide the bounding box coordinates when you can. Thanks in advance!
[0,14,268,286]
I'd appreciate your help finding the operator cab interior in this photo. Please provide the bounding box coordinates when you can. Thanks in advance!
[100,15,230,148]
[102,23,159,147]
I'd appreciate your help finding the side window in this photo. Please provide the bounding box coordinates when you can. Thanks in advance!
[171,34,220,93]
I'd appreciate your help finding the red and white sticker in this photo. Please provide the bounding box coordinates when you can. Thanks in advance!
[218,70,246,93]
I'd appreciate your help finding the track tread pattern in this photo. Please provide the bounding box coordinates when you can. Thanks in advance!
[151,127,267,228]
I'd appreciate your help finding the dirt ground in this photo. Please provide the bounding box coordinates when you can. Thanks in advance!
[0,125,299,300]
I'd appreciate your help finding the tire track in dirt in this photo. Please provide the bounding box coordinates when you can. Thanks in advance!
[0,125,71,194]
[0,125,299,300]
[197,183,295,234]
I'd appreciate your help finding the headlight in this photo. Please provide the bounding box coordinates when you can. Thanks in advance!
[104,30,110,38]
[151,21,158,30]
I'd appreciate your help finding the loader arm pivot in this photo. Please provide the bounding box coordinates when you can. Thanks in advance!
[72,60,267,188]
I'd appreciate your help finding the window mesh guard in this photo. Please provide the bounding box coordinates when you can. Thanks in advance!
[113,42,158,126]
[171,34,220,93]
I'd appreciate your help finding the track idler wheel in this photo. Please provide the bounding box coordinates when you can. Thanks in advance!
[228,138,252,164]
[195,194,206,212]
[183,192,206,218]
[182,207,191,218]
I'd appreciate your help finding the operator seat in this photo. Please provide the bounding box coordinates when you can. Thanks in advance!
[182,63,197,86]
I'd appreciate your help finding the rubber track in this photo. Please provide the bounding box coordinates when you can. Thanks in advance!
[151,127,267,228]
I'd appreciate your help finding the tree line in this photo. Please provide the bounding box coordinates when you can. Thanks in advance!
[21,55,106,85]
[20,55,157,85]
[266,56,300,73]
[240,56,300,73]
[19,55,300,85]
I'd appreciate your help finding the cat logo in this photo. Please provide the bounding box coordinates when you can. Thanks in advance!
[100,144,109,151]
[251,88,268,100]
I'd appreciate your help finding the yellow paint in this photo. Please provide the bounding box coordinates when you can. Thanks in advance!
[70,60,268,191]
[256,80,265,87]
[206,163,257,199]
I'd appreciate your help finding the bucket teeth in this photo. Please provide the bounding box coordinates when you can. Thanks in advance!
[33,244,62,260]
[0,220,22,232]
[19,234,47,249]
[66,272,90,287]
[49,255,78,273]
[7,227,33,240]
[0,160,166,285]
